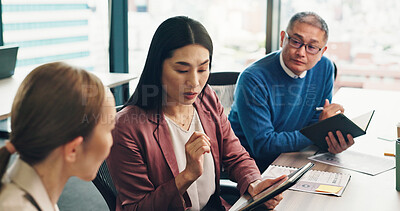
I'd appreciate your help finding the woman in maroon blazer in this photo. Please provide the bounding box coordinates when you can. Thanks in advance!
[107,16,284,211]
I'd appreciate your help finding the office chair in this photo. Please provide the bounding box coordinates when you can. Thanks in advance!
[115,104,124,112]
[208,72,240,116]
[92,161,117,211]
[208,71,242,205]
[92,105,123,210]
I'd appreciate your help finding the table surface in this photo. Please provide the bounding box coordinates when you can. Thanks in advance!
[0,68,137,120]
[231,87,400,210]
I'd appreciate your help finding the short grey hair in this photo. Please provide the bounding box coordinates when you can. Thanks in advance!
[286,11,329,42]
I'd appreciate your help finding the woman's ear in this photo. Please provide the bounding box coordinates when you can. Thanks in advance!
[63,136,84,163]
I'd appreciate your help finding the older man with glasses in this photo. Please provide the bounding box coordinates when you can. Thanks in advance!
[228,11,354,172]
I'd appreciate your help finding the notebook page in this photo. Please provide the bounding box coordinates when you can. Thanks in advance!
[350,110,374,131]
[261,165,351,196]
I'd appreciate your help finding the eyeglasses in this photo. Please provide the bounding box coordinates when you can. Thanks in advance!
[285,32,324,55]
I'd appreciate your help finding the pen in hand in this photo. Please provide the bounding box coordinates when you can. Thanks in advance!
[316,106,343,114]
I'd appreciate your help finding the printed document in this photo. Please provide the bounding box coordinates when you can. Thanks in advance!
[308,151,395,176]
[262,165,351,196]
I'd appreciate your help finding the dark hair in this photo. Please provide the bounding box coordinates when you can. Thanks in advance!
[286,11,329,42]
[0,62,105,187]
[125,16,213,111]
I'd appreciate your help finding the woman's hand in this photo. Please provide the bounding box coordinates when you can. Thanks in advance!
[175,131,211,195]
[247,175,286,210]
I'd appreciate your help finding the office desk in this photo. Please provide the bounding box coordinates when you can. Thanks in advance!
[268,147,399,210]
[0,69,137,120]
[232,148,400,210]
[333,87,400,144]
[232,88,400,210]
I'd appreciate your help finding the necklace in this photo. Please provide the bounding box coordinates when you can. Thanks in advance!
[172,116,190,127]
[164,106,195,128]
[166,112,193,127]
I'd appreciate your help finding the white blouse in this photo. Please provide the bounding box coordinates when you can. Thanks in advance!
[165,109,216,210]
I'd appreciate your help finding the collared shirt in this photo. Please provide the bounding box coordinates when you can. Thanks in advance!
[279,52,307,79]
[0,157,59,211]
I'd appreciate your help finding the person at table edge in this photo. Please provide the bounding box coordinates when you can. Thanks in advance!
[107,16,285,210]
[228,11,354,172]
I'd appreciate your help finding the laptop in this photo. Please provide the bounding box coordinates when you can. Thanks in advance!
[0,45,19,79]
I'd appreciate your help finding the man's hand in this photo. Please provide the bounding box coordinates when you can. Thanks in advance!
[247,175,286,210]
[326,130,354,154]
[319,99,344,121]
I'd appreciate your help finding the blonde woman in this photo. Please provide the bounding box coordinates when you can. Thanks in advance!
[0,62,116,210]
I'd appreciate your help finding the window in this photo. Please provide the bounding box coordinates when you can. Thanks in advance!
[127,0,267,76]
[281,0,400,91]
[1,0,109,72]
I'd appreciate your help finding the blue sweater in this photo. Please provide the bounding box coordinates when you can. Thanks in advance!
[228,51,334,171]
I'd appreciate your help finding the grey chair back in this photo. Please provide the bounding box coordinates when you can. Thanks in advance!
[208,71,241,205]
[208,72,240,115]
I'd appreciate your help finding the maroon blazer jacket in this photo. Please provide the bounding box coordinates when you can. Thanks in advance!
[107,86,261,210]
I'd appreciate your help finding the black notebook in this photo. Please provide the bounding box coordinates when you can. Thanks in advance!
[300,110,375,150]
[236,162,315,211]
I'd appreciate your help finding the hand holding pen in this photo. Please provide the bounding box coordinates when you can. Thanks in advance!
[317,99,344,121]
[316,99,354,154]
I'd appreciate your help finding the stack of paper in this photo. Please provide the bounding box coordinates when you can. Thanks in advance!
[308,151,395,176]
[262,165,351,196]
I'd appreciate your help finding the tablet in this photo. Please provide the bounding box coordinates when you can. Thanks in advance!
[236,162,315,211]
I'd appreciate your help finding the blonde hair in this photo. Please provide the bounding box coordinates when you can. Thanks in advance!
[0,62,105,186]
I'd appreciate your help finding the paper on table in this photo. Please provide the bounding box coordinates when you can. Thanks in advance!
[315,185,342,194]
[262,165,350,196]
[308,151,395,176]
